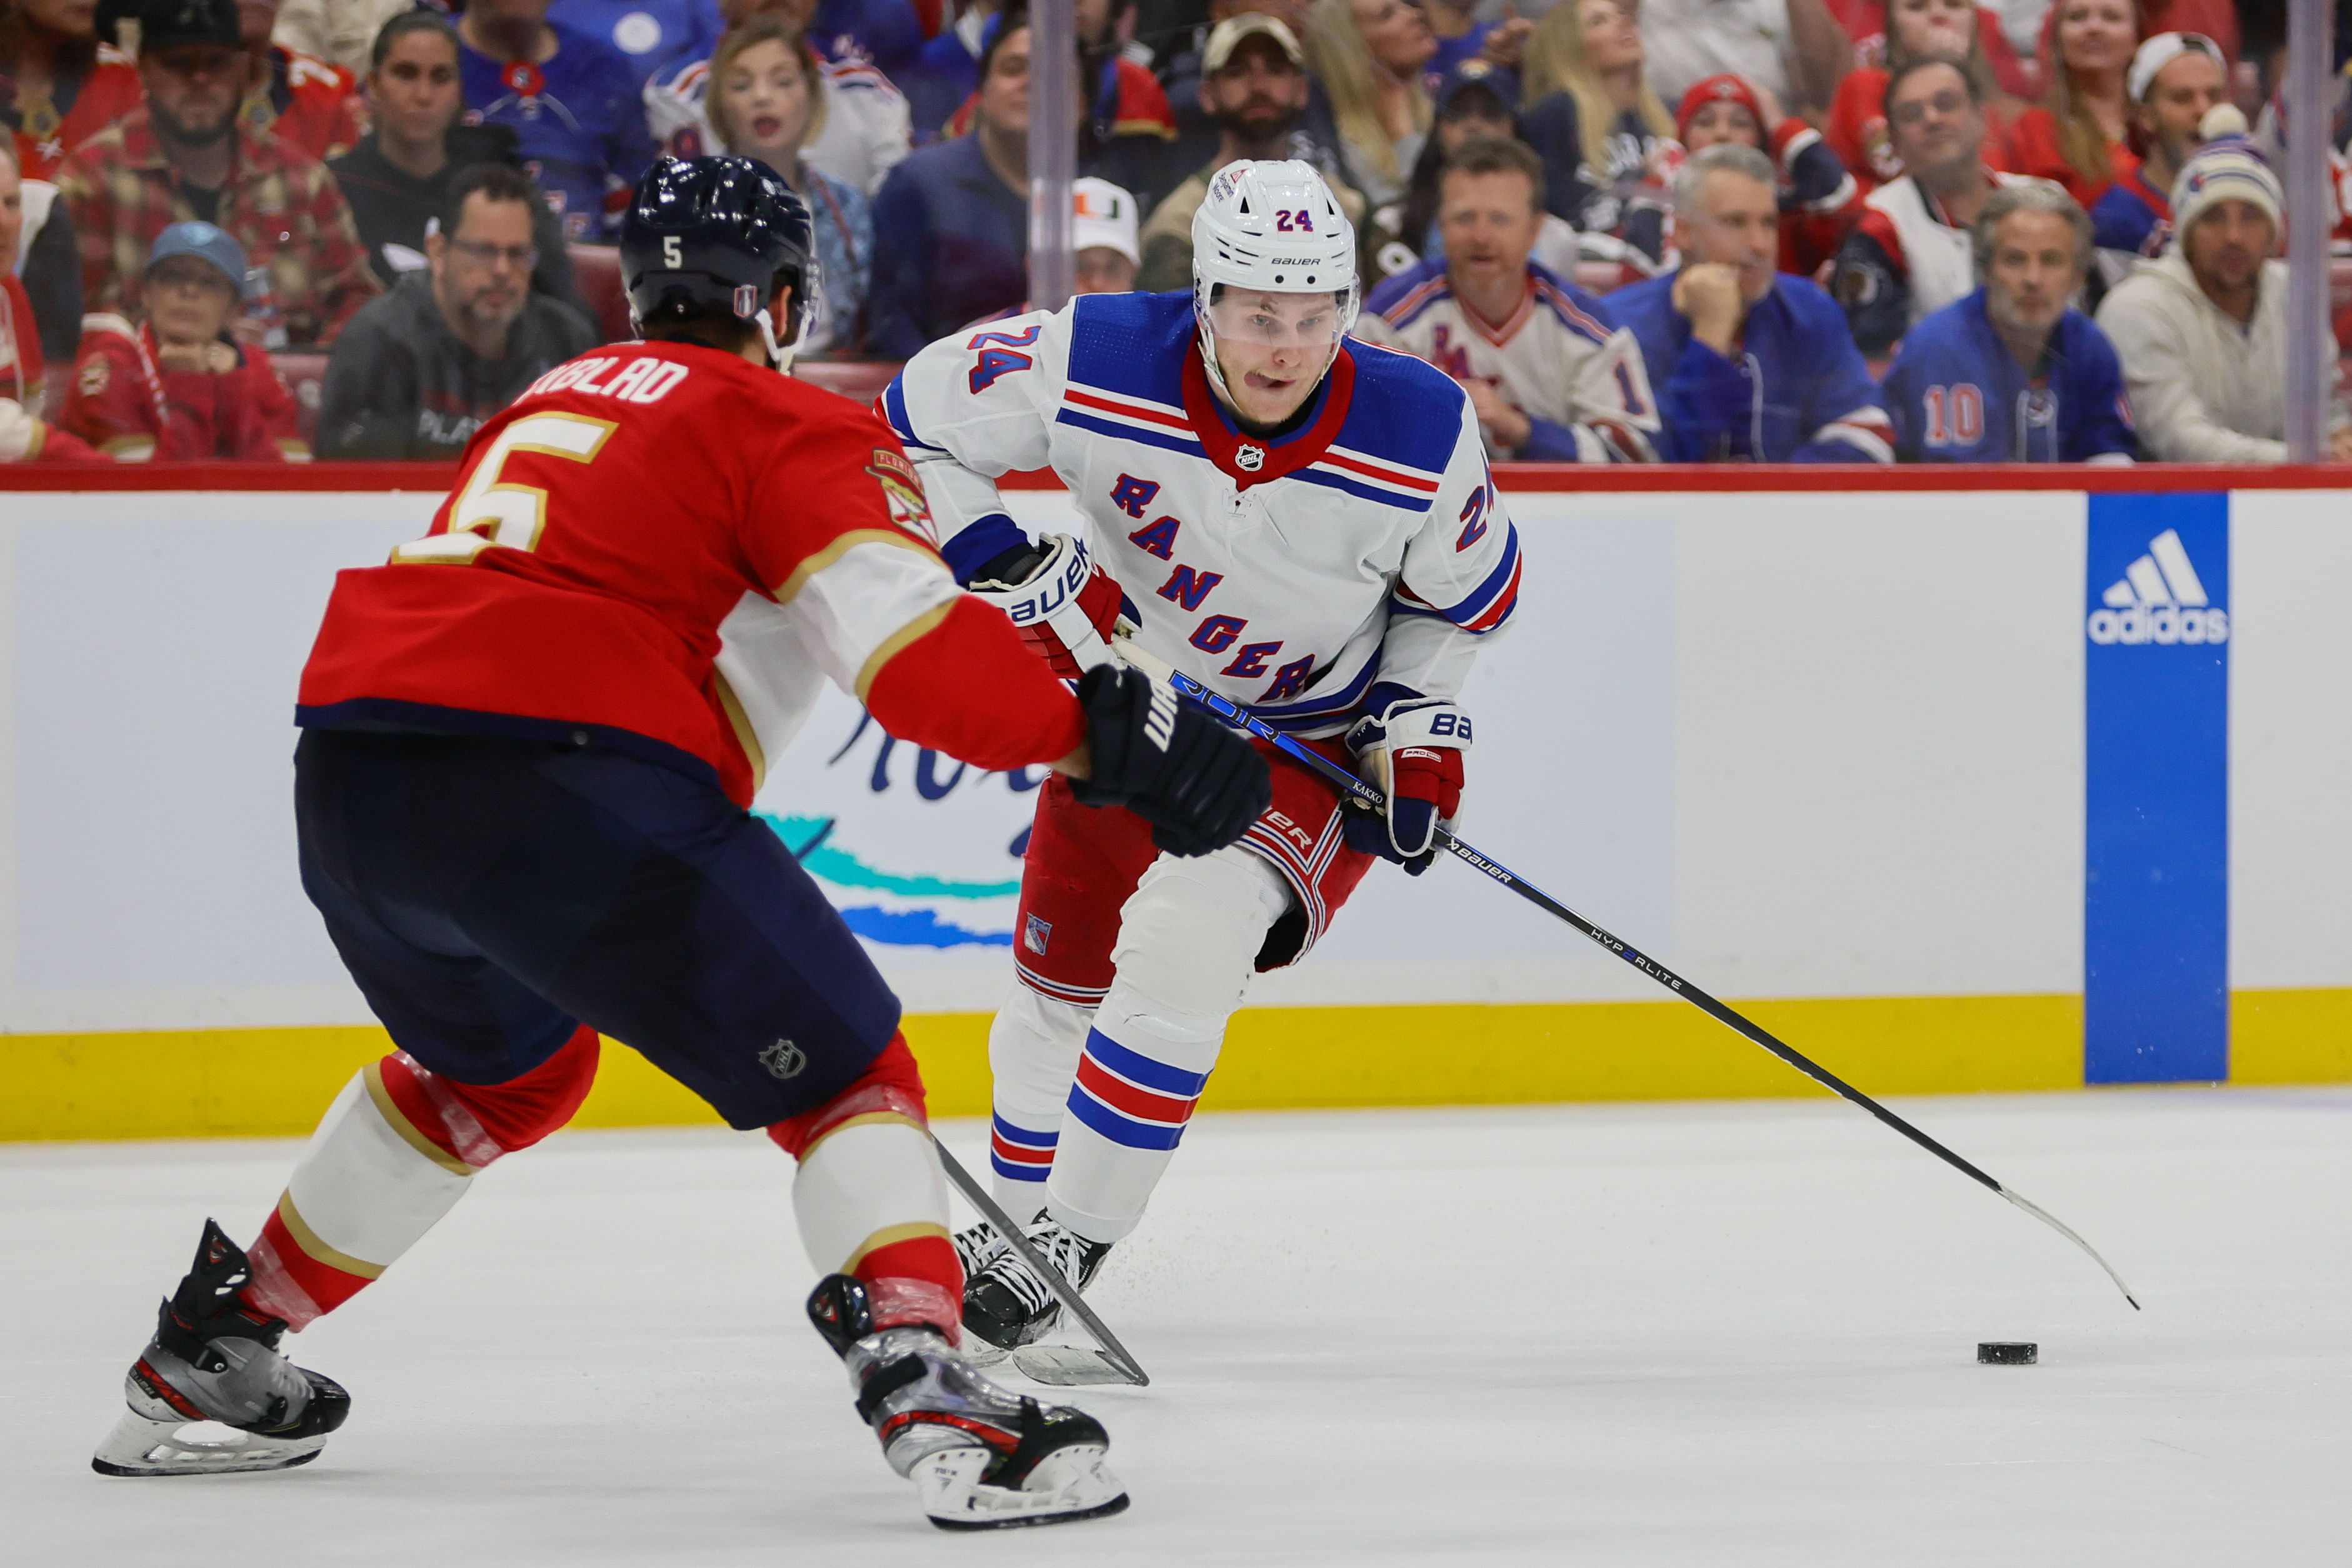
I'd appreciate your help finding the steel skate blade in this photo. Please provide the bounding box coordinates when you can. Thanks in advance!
[92,1408,329,1477]
[915,1444,1129,1531]
[1009,1345,1145,1386]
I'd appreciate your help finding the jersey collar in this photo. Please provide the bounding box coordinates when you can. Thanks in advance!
[1179,341,1358,491]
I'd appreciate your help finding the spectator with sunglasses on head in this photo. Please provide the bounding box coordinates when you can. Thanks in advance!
[316,161,597,459]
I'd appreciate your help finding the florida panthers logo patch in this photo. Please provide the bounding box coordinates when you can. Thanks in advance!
[1235,442,1266,472]
[866,448,939,544]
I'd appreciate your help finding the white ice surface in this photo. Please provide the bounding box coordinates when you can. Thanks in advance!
[6,1091,2348,1565]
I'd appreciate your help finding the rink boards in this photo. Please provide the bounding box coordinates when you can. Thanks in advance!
[0,466,2346,1139]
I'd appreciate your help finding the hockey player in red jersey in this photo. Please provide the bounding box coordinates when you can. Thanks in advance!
[88,156,1269,1531]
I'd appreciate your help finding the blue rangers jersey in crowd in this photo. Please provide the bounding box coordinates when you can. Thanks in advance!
[1358,256,1659,462]
[1602,269,1894,462]
[883,291,1521,737]
[461,23,659,241]
[1879,289,2137,464]
[548,0,721,95]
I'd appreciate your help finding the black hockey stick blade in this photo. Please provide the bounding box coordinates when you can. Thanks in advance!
[1114,641,2140,1313]
[929,1135,1151,1386]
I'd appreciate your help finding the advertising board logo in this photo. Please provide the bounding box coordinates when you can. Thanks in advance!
[2086,527,2227,646]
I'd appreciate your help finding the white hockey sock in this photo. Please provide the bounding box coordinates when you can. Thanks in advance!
[789,1117,958,1335]
[1045,848,1288,1244]
[984,984,1093,1214]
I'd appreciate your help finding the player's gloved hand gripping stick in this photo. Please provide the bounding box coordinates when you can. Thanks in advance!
[1112,639,2142,1314]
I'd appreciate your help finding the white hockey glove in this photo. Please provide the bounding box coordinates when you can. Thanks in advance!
[1343,693,1471,875]
[966,532,1134,680]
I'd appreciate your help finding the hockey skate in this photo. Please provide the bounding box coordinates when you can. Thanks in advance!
[93,1220,351,1477]
[963,1217,1112,1353]
[953,1216,1012,1279]
[807,1274,1128,1531]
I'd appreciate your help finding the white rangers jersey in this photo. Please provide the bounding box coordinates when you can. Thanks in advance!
[883,291,1523,739]
[1358,257,1660,462]
[642,51,911,198]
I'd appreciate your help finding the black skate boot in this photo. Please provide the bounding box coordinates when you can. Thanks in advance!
[807,1274,1128,1531]
[962,1218,1112,1352]
[953,1216,1013,1280]
[92,1220,352,1477]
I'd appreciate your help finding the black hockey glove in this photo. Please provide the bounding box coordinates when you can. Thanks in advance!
[1069,664,1270,857]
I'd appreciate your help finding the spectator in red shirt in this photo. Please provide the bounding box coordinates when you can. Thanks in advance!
[1826,0,2030,188]
[231,0,370,163]
[54,0,381,346]
[62,220,307,459]
[2008,0,2140,203]
[1,0,143,180]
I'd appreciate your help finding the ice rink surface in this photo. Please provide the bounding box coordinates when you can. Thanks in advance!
[7,1088,2348,1566]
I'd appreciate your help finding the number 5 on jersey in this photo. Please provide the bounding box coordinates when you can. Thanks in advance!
[392,412,617,563]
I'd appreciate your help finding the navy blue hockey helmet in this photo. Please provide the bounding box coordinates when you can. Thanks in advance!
[619,156,819,347]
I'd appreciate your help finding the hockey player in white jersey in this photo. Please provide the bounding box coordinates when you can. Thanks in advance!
[881,159,1522,1352]
[1358,136,1659,464]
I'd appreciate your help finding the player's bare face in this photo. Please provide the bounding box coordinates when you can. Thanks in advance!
[1684,171,1778,301]
[720,37,816,164]
[1208,289,1344,425]
[1983,209,2081,336]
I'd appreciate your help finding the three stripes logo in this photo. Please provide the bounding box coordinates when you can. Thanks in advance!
[2086,527,2228,647]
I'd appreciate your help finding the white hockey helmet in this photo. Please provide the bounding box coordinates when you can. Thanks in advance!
[1190,160,1359,399]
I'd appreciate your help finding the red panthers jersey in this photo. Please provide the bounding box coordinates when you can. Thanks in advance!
[298,339,1083,805]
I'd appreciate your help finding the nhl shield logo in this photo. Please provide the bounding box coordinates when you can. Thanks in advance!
[759,1038,807,1080]
[1235,442,1266,472]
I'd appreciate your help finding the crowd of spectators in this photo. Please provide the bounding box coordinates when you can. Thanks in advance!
[3,0,2348,465]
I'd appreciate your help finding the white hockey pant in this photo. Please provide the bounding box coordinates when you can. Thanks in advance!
[987,846,1291,1244]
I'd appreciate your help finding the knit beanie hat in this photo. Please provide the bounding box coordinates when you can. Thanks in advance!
[2171,106,2282,239]
[1676,73,1766,142]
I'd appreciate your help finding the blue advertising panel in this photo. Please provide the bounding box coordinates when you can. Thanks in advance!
[2083,492,2229,1082]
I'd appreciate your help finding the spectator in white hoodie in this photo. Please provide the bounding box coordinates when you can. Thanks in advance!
[2094,126,2352,462]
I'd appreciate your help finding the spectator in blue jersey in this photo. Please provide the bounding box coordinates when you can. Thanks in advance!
[458,0,660,241]
[1882,181,2136,462]
[1601,142,1895,462]
[808,0,924,79]
[549,0,723,96]
[2088,32,2227,291]
[866,9,1034,355]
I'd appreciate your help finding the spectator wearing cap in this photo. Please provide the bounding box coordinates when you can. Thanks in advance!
[2096,132,2352,462]
[699,14,870,349]
[457,0,660,241]
[1516,0,1676,274]
[61,220,306,458]
[330,14,588,316]
[1070,176,1141,293]
[1361,136,1658,461]
[1831,57,2032,355]
[2,0,144,182]
[54,0,381,346]
[1603,142,1894,461]
[1392,60,1577,278]
[1677,71,1861,278]
[1137,14,1369,291]
[231,0,368,163]
[1882,181,2136,460]
[1304,0,1436,208]
[2087,32,2224,284]
[316,162,598,458]
[1635,0,1854,117]
[1158,0,1351,196]
[641,0,912,201]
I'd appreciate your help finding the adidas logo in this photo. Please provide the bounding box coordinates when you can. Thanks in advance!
[2086,528,2228,647]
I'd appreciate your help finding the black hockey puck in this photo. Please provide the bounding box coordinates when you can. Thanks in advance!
[1977,1342,2037,1365]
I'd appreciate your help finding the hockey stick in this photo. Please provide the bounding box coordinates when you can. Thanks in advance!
[1114,640,2141,1312]
[929,1134,1153,1386]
